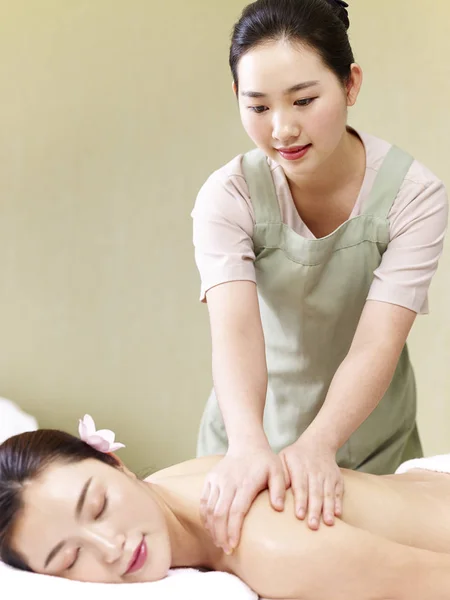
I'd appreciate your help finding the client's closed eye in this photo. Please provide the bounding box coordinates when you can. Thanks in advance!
[67,548,80,571]
[95,495,108,520]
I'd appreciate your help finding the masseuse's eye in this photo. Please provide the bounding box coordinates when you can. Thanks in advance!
[295,97,316,107]
[95,495,108,520]
[249,105,268,114]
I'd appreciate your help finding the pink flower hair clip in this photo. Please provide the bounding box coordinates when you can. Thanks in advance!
[78,414,125,453]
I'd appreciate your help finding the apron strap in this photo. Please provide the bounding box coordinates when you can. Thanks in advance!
[363,145,414,219]
[242,149,281,224]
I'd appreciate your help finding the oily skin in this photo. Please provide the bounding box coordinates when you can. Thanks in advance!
[9,455,450,597]
[11,459,218,583]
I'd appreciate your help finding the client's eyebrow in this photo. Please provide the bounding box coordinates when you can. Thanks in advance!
[75,476,93,519]
[43,476,93,569]
[241,80,320,98]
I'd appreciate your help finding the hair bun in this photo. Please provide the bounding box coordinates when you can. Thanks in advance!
[324,0,350,30]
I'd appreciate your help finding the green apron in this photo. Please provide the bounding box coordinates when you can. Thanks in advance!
[197,145,423,474]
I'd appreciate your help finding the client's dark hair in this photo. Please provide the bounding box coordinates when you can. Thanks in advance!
[0,429,118,571]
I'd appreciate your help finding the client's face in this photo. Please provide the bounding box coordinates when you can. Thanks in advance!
[12,458,171,583]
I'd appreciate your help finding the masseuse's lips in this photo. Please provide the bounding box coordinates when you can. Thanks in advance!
[124,537,147,576]
[275,144,311,161]
[276,145,309,152]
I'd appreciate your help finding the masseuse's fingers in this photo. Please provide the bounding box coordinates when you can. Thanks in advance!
[211,486,236,552]
[268,463,288,512]
[307,475,324,530]
[322,478,336,526]
[200,480,211,525]
[202,448,281,552]
[227,486,256,551]
[280,454,291,490]
[291,470,308,520]
[205,484,221,540]
[334,477,344,517]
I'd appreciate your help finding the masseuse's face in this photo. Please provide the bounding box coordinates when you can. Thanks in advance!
[235,40,361,178]
[12,459,171,583]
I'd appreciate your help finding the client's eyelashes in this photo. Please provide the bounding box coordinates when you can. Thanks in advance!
[95,495,108,520]
[67,548,80,570]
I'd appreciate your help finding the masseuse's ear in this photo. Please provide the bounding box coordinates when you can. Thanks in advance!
[232,81,238,96]
[345,63,363,107]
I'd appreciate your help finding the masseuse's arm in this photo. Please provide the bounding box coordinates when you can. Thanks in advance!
[308,299,416,448]
[280,300,416,528]
[201,280,286,553]
[281,176,448,529]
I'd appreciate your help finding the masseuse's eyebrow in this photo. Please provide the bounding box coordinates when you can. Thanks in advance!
[241,80,320,98]
[43,476,93,568]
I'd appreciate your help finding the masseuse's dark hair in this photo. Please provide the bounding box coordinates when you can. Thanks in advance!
[0,429,118,571]
[230,0,354,91]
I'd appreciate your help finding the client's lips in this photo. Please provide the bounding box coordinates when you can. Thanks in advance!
[125,537,147,575]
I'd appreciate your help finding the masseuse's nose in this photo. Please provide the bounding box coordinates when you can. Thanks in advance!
[272,110,300,145]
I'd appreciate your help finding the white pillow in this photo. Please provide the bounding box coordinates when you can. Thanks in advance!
[0,397,37,444]
[0,561,257,600]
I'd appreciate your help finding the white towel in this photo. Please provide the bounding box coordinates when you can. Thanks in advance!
[0,561,257,599]
[395,453,450,475]
[0,397,38,444]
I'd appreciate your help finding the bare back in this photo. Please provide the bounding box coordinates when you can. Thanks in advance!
[148,456,450,554]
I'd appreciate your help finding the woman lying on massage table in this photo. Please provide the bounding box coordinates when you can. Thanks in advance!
[1,419,450,600]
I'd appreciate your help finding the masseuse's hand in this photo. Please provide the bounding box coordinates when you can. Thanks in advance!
[279,434,343,530]
[201,446,287,554]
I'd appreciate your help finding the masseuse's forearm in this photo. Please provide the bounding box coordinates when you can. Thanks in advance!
[211,321,269,450]
[207,282,269,451]
[305,341,399,450]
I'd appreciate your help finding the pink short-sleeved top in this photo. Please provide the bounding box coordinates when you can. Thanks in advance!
[192,130,448,314]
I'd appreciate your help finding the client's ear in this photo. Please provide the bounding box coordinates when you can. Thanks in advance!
[110,454,137,479]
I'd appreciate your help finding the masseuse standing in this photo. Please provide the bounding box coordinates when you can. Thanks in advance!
[192,0,448,554]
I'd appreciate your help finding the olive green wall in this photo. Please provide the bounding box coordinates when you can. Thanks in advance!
[0,1,448,472]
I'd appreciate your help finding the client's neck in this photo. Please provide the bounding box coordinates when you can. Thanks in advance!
[148,483,221,570]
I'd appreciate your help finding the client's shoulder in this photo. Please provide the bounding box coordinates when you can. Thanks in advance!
[144,455,222,482]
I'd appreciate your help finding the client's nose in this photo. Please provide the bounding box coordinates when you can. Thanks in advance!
[104,536,125,564]
[86,529,126,564]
